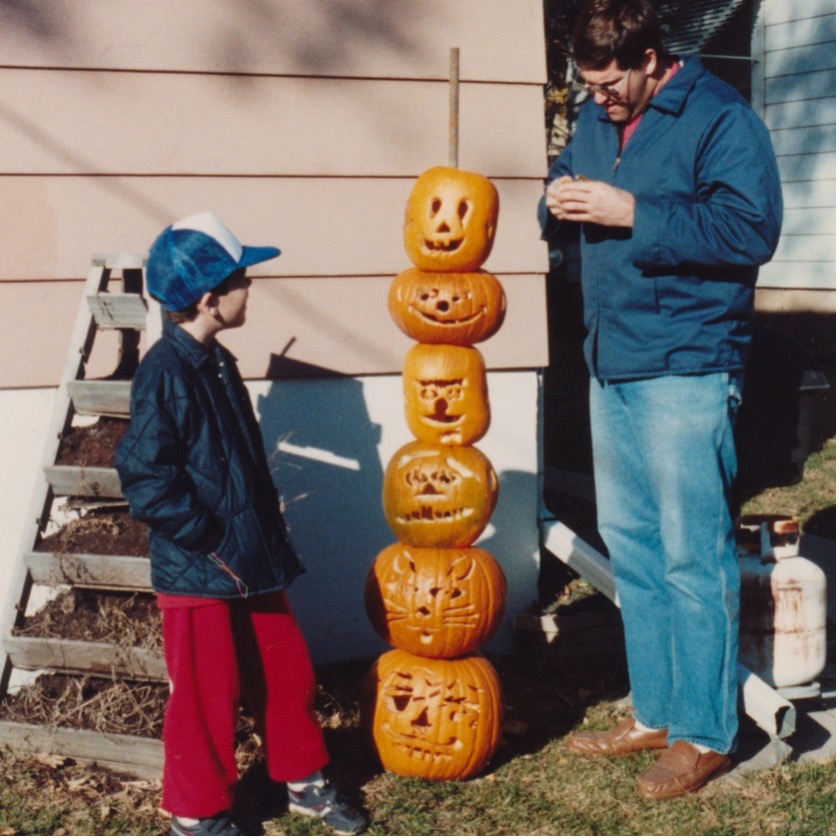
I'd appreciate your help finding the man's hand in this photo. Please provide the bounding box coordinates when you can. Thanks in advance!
[545,177,635,228]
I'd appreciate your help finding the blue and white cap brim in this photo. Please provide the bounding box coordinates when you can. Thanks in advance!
[147,211,281,311]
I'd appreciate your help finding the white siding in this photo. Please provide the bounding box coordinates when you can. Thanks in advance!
[757,0,836,293]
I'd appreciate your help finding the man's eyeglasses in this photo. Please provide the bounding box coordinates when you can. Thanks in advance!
[571,67,631,100]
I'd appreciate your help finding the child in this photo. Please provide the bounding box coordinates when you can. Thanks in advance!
[116,212,367,837]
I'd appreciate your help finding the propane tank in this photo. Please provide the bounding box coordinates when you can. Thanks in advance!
[737,515,827,692]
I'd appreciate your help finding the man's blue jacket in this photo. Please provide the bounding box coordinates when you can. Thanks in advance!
[539,56,783,381]
[115,318,303,598]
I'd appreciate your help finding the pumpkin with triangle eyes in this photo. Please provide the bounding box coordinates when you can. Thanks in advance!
[403,166,499,272]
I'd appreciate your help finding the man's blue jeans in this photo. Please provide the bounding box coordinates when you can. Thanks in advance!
[589,372,742,754]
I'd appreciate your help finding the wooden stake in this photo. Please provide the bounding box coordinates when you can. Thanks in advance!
[449,47,460,168]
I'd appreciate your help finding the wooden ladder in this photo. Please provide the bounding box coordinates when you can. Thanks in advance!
[0,254,164,779]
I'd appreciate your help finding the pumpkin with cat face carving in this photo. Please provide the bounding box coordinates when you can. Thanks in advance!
[365,543,507,658]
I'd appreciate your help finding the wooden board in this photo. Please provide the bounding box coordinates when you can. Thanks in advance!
[4,638,166,681]
[24,552,151,590]
[43,466,124,499]
[87,293,147,330]
[0,721,162,780]
[67,381,131,417]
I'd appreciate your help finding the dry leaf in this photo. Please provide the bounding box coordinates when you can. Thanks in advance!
[34,753,67,769]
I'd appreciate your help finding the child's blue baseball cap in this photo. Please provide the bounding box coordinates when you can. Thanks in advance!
[146,211,281,311]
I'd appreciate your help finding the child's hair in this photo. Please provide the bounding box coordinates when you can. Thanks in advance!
[161,270,244,324]
[572,0,666,70]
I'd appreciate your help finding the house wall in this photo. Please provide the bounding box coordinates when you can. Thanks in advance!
[0,0,549,665]
[754,0,836,314]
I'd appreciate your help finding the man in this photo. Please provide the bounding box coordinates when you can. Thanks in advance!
[539,0,782,800]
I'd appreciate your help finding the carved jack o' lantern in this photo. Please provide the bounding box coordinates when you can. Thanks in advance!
[403,343,489,446]
[404,166,499,272]
[388,268,507,346]
[382,441,498,548]
[363,648,503,780]
[365,543,507,658]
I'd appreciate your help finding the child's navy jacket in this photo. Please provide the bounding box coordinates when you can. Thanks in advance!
[116,318,304,598]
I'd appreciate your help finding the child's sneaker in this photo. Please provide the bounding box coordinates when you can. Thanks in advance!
[288,781,367,836]
[169,812,242,836]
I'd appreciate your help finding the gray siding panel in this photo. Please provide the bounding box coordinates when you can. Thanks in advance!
[758,0,835,296]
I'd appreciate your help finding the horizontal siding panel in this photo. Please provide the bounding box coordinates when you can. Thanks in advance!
[772,234,835,264]
[0,281,87,388]
[0,0,547,84]
[783,178,837,209]
[766,69,836,103]
[776,151,835,182]
[764,0,836,27]
[223,274,549,378]
[0,273,548,388]
[0,70,546,178]
[0,176,548,282]
[765,14,835,51]
[765,42,836,78]
[765,97,836,130]
[781,206,836,236]
[770,124,835,156]
[758,261,836,291]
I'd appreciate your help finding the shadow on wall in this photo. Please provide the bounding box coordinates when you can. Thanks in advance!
[255,373,393,666]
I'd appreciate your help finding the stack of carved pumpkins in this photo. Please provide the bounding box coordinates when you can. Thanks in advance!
[363,166,508,781]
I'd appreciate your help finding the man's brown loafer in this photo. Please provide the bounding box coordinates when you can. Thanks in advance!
[636,741,731,800]
[566,716,669,756]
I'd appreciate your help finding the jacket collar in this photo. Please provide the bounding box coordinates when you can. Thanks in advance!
[648,54,703,115]
[162,316,216,370]
[596,54,703,125]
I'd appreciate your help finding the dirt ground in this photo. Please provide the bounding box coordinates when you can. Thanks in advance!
[56,418,128,467]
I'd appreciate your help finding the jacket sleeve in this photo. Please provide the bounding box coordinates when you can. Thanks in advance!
[539,142,576,242]
[631,105,783,270]
[115,372,223,552]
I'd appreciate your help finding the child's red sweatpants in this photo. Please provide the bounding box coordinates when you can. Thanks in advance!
[158,590,329,818]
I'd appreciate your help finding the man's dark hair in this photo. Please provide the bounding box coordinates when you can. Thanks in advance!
[572,0,667,70]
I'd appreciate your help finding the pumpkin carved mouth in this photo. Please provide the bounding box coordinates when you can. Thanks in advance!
[381,725,462,757]
[408,304,486,327]
[423,237,463,253]
[396,505,472,523]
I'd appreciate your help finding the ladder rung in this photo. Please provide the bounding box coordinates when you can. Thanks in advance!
[24,552,151,591]
[91,253,147,270]
[3,637,166,681]
[67,381,131,417]
[87,293,147,329]
[0,721,162,780]
[43,465,124,499]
